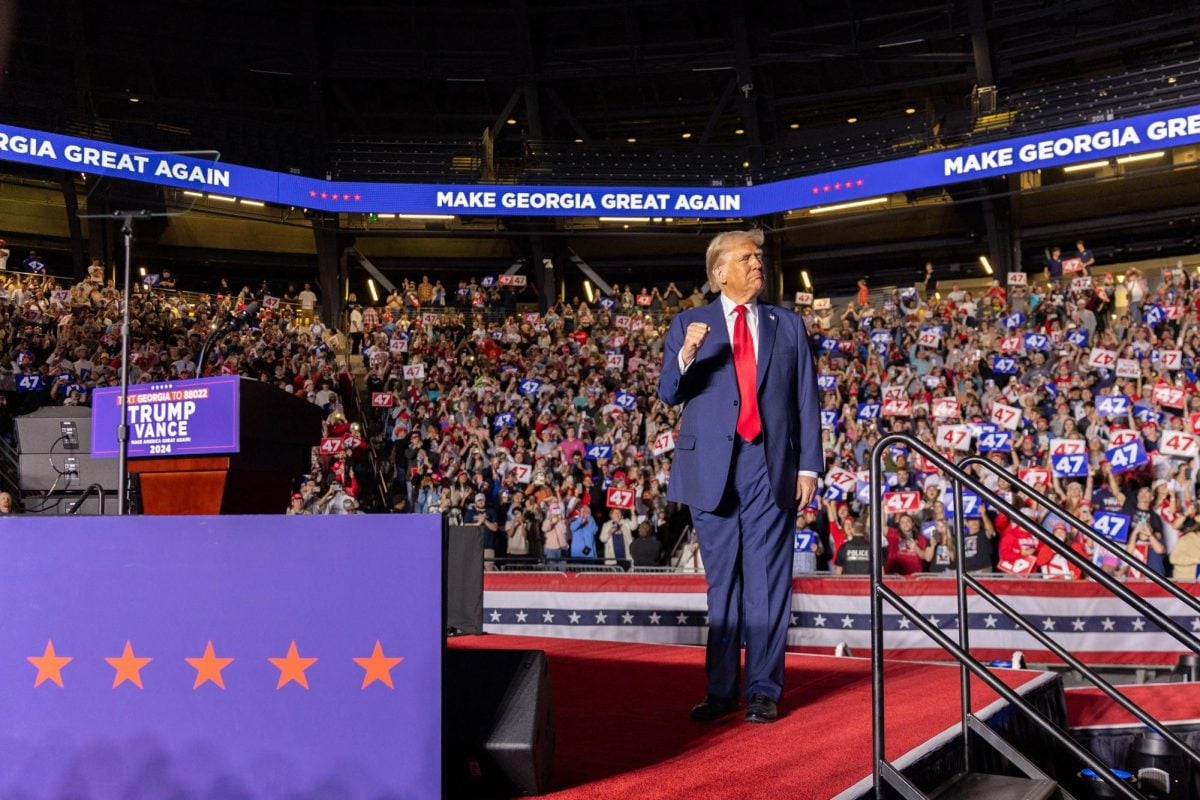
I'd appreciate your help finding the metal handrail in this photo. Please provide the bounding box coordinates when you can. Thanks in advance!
[961,454,1200,618]
[68,483,107,515]
[868,433,1188,800]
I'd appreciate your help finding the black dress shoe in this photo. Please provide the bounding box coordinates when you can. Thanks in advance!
[745,693,779,723]
[690,694,737,721]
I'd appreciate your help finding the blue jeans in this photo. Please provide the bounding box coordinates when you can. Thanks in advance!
[544,547,566,564]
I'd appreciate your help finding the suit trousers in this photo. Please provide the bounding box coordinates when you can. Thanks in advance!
[691,437,793,703]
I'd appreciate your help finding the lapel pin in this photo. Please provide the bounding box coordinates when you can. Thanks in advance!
[768,313,775,321]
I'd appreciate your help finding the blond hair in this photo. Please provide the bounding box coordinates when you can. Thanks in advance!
[705,229,764,287]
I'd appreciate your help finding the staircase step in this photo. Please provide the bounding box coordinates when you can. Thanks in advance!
[931,772,1058,800]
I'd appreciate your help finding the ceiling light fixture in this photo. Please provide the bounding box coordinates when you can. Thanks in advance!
[1116,151,1165,164]
[1062,160,1111,173]
[808,197,888,215]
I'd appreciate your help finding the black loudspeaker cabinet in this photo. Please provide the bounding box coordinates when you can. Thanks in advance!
[447,525,485,635]
[444,649,555,797]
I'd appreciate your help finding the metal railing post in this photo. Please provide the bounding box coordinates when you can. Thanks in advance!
[868,432,1199,799]
[951,476,972,774]
[869,440,888,798]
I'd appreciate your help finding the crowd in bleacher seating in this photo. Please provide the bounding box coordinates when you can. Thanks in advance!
[0,258,373,514]
[354,253,1200,580]
[9,242,1200,580]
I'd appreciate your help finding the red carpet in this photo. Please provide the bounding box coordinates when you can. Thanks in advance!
[1067,682,1200,728]
[449,634,1054,800]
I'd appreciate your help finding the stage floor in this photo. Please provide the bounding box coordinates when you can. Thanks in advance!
[449,634,1058,800]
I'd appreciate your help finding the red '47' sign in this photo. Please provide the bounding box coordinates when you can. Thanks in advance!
[606,488,635,509]
[1152,383,1186,409]
[882,491,921,514]
[319,437,344,455]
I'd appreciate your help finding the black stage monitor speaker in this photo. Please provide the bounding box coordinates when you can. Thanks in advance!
[447,525,484,635]
[445,649,555,797]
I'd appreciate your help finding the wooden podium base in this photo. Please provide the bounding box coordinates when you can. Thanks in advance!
[129,457,295,515]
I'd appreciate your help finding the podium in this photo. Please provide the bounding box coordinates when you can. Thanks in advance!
[119,378,323,514]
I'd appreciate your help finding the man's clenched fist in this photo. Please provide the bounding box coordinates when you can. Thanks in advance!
[681,322,710,365]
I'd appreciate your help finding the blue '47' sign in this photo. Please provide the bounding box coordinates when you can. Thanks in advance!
[1095,395,1130,417]
[977,429,1012,453]
[1093,512,1131,544]
[1105,440,1147,473]
[16,374,44,392]
[943,487,982,518]
[857,402,881,421]
[992,356,1018,374]
[1051,453,1089,477]
[585,444,613,460]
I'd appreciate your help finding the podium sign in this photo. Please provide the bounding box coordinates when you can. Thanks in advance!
[91,376,241,458]
[0,515,443,799]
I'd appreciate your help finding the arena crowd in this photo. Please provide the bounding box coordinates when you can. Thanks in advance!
[5,246,1200,582]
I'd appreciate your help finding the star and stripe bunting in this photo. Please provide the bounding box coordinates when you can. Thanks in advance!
[483,574,1200,666]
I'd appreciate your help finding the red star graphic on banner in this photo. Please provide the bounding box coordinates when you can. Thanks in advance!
[353,641,403,689]
[320,191,328,199]
[27,640,72,688]
[106,641,152,689]
[353,193,362,201]
[269,641,318,689]
[186,641,235,690]
[309,189,317,198]
[856,179,864,186]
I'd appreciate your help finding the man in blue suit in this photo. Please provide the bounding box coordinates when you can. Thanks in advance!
[658,229,823,724]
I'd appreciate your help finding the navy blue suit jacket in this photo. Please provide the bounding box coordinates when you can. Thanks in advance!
[658,298,823,513]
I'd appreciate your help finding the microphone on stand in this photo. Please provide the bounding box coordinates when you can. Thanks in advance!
[197,302,262,375]
[230,301,261,329]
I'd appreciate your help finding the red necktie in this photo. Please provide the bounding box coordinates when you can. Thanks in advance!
[732,305,762,441]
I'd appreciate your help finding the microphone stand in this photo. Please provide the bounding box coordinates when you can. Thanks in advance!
[114,210,153,516]
[197,304,260,377]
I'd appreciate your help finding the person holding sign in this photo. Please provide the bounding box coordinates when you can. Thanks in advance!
[658,229,822,725]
